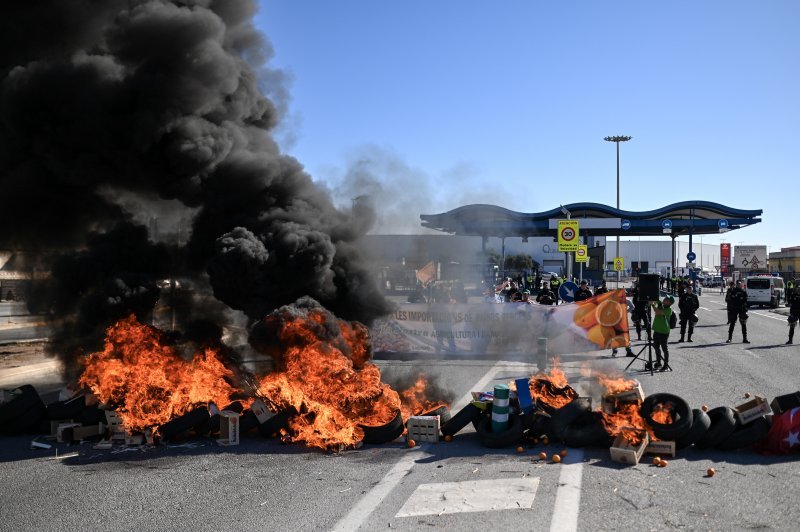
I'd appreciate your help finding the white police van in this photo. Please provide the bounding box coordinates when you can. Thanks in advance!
[745,275,785,308]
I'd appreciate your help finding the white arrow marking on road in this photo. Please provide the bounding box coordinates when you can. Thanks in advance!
[396,477,540,517]
[332,362,506,532]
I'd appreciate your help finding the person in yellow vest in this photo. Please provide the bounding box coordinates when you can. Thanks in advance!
[549,275,561,305]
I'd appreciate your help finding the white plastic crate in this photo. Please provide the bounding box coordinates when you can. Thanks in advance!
[407,415,440,443]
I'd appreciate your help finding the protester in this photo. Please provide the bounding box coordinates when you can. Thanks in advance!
[574,280,593,302]
[726,280,749,343]
[650,295,675,371]
[594,281,608,296]
[536,282,556,305]
[678,283,700,343]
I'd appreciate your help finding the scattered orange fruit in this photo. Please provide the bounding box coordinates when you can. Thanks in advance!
[744,392,751,398]
[701,405,709,412]
[517,446,524,453]
[707,467,716,477]
[559,450,568,457]
[657,460,668,468]
[652,457,662,466]
[443,435,452,442]
[552,454,562,463]
[538,452,547,460]
[407,439,416,448]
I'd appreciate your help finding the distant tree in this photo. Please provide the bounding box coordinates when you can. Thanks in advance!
[505,253,537,271]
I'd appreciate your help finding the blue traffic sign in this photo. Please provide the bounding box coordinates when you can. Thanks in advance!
[687,251,696,262]
[718,219,729,229]
[621,219,631,231]
[559,281,578,303]
[661,219,673,229]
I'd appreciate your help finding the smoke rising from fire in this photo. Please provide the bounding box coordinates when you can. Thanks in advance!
[0,1,392,360]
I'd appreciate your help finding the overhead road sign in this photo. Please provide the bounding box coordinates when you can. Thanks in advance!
[621,219,631,231]
[661,219,672,234]
[687,251,696,262]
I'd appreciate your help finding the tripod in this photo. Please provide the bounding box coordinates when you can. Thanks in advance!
[625,304,655,375]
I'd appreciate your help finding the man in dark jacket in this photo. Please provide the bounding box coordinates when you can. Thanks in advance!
[630,281,650,341]
[574,280,593,302]
[726,280,749,343]
[678,283,700,342]
[594,281,608,296]
[536,283,556,305]
[787,286,800,344]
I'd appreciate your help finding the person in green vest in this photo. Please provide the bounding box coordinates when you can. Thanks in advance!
[650,295,675,371]
[787,278,796,305]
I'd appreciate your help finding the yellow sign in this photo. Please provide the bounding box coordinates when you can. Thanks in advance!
[557,220,579,252]
[613,257,625,271]
[576,245,589,263]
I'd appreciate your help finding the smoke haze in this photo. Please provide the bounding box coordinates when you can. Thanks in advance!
[0,0,392,363]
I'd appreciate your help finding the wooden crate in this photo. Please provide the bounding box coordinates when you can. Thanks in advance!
[610,432,649,465]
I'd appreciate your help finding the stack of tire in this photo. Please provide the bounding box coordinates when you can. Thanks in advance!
[441,396,610,449]
[640,393,771,451]
[0,385,49,435]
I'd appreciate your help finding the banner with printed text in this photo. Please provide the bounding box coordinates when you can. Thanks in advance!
[371,289,630,355]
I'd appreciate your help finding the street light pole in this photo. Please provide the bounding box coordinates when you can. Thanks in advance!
[604,135,632,289]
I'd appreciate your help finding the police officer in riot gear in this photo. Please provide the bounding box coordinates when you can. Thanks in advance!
[787,286,800,344]
[726,280,749,343]
[678,282,700,342]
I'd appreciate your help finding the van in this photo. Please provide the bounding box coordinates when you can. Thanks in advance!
[745,276,785,308]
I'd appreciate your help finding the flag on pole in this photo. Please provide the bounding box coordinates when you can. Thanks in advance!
[416,261,436,286]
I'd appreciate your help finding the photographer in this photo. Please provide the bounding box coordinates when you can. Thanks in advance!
[536,282,556,305]
[678,282,700,343]
[650,295,675,371]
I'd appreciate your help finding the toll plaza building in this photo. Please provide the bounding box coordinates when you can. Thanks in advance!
[363,201,762,288]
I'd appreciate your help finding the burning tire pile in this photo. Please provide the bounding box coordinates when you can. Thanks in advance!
[436,366,800,464]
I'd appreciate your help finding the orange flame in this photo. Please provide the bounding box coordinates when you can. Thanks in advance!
[255,305,445,450]
[600,401,647,445]
[398,374,448,422]
[528,359,578,411]
[79,315,241,433]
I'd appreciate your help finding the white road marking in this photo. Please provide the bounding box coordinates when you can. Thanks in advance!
[332,361,506,531]
[549,448,584,532]
[750,311,787,322]
[699,307,713,311]
[395,477,540,517]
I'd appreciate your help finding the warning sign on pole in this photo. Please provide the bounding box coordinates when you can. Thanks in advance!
[576,245,589,263]
[557,220,579,252]
[613,257,625,272]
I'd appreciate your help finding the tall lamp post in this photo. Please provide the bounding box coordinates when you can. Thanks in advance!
[604,135,632,289]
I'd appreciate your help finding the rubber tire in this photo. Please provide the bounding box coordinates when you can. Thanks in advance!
[441,404,483,437]
[0,385,41,425]
[239,410,260,435]
[522,412,551,438]
[46,395,86,420]
[563,411,613,448]
[0,401,47,435]
[422,406,452,425]
[549,399,592,443]
[258,407,297,438]
[475,414,524,449]
[676,409,711,449]
[716,416,771,451]
[695,406,738,449]
[640,393,693,441]
[360,410,404,444]
[158,406,210,441]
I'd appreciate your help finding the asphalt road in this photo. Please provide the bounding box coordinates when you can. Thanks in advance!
[1,293,799,531]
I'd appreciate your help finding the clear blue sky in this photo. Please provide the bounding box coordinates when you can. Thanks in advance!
[255,1,799,252]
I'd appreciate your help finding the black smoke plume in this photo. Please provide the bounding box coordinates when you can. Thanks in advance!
[0,0,392,366]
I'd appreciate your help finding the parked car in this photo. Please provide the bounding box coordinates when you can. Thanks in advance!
[745,275,785,308]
